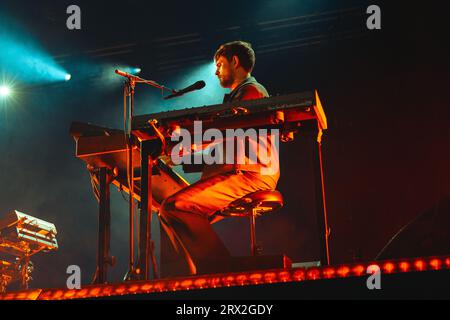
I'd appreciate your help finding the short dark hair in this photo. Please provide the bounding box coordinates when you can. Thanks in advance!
[214,41,256,73]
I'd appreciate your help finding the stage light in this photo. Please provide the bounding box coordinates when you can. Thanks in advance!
[292,269,306,281]
[0,85,11,97]
[306,269,321,280]
[118,67,142,75]
[383,262,395,274]
[5,255,450,300]
[399,262,410,272]
[337,266,351,277]
[429,258,442,270]
[65,74,72,81]
[352,265,365,276]
[414,259,426,271]
[0,17,69,84]
[278,271,291,282]
[132,68,142,74]
[322,267,336,279]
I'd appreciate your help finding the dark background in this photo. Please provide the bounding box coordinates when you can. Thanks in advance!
[0,0,449,288]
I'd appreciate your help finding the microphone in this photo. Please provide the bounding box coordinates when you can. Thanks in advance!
[164,81,206,100]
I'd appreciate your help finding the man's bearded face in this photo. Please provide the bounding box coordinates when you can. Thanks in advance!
[215,55,235,88]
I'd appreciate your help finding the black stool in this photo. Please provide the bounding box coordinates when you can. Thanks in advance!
[210,190,284,256]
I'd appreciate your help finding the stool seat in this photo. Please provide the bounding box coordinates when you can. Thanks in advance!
[218,190,284,218]
[209,190,284,256]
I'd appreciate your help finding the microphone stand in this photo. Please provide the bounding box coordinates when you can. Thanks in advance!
[116,71,174,281]
[117,71,177,94]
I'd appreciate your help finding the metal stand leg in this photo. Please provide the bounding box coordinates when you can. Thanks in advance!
[312,128,331,266]
[250,209,257,256]
[123,79,137,281]
[138,141,158,280]
[20,253,31,290]
[95,167,112,284]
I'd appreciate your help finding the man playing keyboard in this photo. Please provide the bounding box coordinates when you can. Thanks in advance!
[159,41,280,275]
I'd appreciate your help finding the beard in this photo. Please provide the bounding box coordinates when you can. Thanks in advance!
[218,74,234,88]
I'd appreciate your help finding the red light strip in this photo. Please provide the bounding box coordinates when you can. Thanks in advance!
[0,289,42,301]
[1,255,449,300]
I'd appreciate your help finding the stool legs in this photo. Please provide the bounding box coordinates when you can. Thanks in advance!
[250,208,258,256]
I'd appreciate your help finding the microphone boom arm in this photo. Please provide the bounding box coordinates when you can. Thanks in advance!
[115,69,176,94]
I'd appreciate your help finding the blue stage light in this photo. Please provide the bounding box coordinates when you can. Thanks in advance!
[132,68,142,74]
[0,15,70,84]
[0,85,12,98]
[65,74,72,81]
